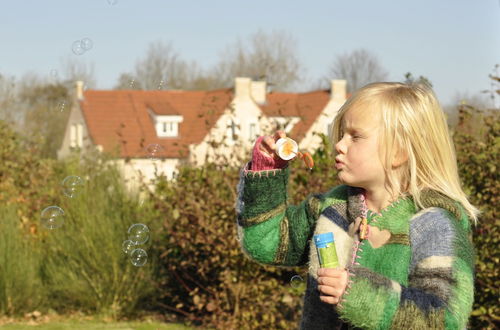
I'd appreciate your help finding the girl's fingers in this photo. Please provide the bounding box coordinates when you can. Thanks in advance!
[319,294,340,305]
[274,130,286,141]
[317,284,343,297]
[317,268,346,277]
[317,276,346,289]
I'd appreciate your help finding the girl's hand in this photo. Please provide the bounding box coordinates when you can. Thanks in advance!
[251,130,289,170]
[258,130,287,159]
[317,268,348,305]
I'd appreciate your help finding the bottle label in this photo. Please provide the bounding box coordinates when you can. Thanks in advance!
[317,242,339,268]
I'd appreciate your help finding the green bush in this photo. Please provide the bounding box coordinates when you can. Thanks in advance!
[0,121,158,318]
[39,155,158,318]
[453,105,499,329]
[0,204,44,315]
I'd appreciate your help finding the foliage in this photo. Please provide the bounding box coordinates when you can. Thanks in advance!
[0,204,43,315]
[0,123,157,318]
[453,104,499,329]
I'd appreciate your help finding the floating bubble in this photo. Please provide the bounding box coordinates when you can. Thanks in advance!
[50,69,59,79]
[41,206,65,229]
[58,100,66,112]
[80,38,93,51]
[129,79,135,88]
[128,223,149,245]
[146,143,164,160]
[71,40,85,55]
[157,80,165,90]
[122,240,136,255]
[62,175,84,198]
[130,248,148,267]
[290,275,304,288]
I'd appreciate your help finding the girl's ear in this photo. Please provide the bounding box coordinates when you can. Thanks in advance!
[392,149,408,168]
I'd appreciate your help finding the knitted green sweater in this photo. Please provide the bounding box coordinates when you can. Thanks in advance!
[236,165,475,330]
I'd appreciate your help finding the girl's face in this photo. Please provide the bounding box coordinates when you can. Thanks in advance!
[334,106,387,191]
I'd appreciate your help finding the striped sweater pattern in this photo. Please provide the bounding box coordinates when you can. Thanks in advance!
[235,164,475,330]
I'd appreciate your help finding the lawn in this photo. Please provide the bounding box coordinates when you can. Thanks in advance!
[0,314,195,330]
[0,320,193,330]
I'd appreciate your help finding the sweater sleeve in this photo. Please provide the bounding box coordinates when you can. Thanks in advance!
[235,162,324,267]
[337,208,475,330]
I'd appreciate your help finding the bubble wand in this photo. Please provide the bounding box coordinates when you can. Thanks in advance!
[275,137,315,169]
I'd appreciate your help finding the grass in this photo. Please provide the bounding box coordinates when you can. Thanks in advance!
[0,321,191,330]
[0,314,194,330]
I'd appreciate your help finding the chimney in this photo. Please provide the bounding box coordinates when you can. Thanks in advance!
[76,80,84,100]
[250,81,267,104]
[234,77,251,99]
[331,79,346,100]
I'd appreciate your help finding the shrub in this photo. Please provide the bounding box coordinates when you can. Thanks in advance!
[0,204,44,315]
[453,105,499,329]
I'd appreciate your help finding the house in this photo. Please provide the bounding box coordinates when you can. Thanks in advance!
[57,78,347,189]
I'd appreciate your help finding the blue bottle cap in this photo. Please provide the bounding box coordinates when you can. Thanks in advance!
[314,232,334,248]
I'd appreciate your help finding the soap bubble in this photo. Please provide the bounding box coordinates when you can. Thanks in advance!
[146,143,164,160]
[41,206,65,229]
[129,79,136,88]
[157,80,165,90]
[80,38,93,51]
[71,40,85,55]
[128,223,149,245]
[62,175,84,198]
[130,248,148,267]
[57,100,67,112]
[50,69,58,79]
[290,275,304,288]
[122,240,136,255]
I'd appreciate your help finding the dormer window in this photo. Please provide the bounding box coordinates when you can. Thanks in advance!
[153,115,183,137]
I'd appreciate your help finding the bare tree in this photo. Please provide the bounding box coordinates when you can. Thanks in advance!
[122,41,205,90]
[60,57,96,89]
[327,48,388,93]
[0,74,20,125]
[211,30,303,91]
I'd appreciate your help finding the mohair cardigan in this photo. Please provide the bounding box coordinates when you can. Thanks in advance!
[235,164,475,330]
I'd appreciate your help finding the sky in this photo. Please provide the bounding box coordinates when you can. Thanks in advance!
[0,0,499,106]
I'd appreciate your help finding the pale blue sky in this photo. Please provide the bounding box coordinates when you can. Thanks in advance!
[0,0,499,105]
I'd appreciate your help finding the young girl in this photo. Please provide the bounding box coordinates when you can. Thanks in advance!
[235,82,477,329]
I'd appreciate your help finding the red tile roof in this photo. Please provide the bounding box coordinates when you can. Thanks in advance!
[261,90,331,140]
[79,88,336,159]
[79,89,233,159]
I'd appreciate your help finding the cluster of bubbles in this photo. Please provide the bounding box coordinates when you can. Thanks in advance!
[157,80,165,90]
[129,79,136,88]
[146,143,164,161]
[40,176,85,230]
[122,223,149,267]
[58,100,67,112]
[71,38,93,56]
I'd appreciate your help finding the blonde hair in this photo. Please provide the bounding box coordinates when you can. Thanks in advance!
[330,82,479,222]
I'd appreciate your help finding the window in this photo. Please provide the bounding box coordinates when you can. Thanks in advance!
[226,118,240,142]
[152,114,183,137]
[162,122,175,133]
[249,123,257,140]
[70,123,84,148]
[70,124,76,148]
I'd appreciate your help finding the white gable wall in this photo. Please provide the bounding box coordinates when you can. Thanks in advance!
[189,78,274,166]
[299,80,347,151]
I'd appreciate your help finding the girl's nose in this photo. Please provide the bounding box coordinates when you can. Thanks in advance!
[335,138,346,154]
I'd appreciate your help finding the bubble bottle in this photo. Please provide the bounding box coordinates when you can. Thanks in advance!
[314,232,339,268]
